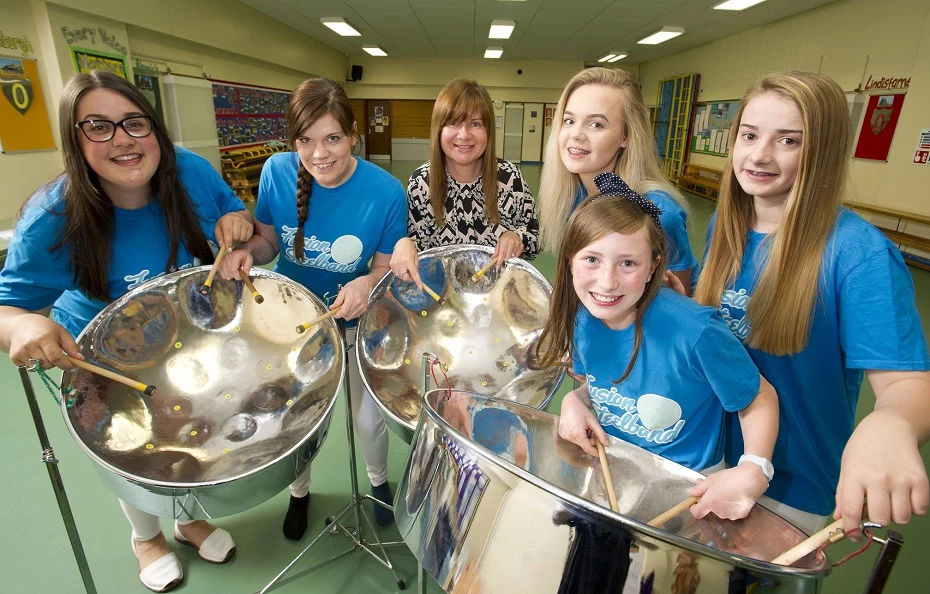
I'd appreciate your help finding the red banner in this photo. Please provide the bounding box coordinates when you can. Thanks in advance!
[854,93,906,161]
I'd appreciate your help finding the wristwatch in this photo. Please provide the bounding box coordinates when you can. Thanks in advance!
[738,454,774,482]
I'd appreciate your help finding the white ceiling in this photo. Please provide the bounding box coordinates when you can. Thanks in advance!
[237,0,837,65]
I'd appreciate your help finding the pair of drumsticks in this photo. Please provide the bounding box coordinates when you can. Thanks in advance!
[200,245,265,303]
[597,442,847,566]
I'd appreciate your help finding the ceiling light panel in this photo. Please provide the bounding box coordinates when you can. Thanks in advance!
[320,17,360,37]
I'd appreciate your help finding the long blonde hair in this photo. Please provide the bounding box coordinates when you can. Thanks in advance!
[694,72,849,355]
[428,78,498,227]
[535,196,667,383]
[538,67,688,252]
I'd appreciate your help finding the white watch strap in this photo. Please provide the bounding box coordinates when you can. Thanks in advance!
[738,454,774,481]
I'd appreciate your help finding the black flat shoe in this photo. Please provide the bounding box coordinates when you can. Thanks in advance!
[282,495,310,540]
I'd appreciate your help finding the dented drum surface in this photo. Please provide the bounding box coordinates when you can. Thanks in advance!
[356,244,565,442]
[61,267,343,519]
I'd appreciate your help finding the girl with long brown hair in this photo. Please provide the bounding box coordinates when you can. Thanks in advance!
[0,71,253,592]
[389,78,538,287]
[537,172,778,521]
[695,71,930,534]
[538,67,697,294]
[220,77,406,537]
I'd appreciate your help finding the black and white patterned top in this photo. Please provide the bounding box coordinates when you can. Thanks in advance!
[406,159,540,259]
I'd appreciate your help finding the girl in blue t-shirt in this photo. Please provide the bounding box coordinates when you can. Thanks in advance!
[536,173,779,521]
[219,78,406,537]
[695,71,930,534]
[0,71,252,593]
[537,67,698,294]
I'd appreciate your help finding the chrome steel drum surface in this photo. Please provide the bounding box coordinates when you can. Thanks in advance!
[357,245,564,442]
[61,267,343,519]
[397,389,831,594]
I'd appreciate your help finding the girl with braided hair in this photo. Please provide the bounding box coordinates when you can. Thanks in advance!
[535,173,778,521]
[220,77,406,538]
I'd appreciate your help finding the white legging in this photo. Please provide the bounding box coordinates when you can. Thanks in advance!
[120,500,194,542]
[289,330,388,497]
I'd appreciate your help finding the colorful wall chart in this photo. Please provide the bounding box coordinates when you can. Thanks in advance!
[71,47,127,79]
[211,80,290,149]
[0,56,55,152]
[690,101,739,157]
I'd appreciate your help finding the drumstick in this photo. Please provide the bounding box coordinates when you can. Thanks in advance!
[421,281,444,304]
[648,496,700,527]
[67,356,156,396]
[771,519,846,566]
[296,306,341,334]
[471,258,499,282]
[596,440,619,512]
[200,245,230,295]
[238,269,264,303]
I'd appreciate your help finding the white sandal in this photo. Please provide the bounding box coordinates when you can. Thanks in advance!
[131,536,183,593]
[174,521,236,564]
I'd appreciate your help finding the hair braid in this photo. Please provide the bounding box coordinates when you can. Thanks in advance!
[294,165,313,260]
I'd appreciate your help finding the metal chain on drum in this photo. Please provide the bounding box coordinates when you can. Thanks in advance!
[29,360,75,409]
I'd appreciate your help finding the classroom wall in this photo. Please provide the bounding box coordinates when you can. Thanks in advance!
[0,0,65,220]
[0,0,348,220]
[639,0,930,216]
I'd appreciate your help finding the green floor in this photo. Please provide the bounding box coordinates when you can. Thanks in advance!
[1,161,927,593]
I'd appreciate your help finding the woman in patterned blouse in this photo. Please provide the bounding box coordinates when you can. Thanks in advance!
[389,78,540,288]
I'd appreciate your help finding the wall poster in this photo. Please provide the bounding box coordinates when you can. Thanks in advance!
[71,46,127,79]
[0,56,55,152]
[133,73,163,122]
[854,93,906,162]
[211,79,290,149]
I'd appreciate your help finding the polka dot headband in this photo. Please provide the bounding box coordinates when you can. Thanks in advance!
[591,172,662,229]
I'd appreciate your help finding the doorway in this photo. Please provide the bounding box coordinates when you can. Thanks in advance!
[366,100,392,160]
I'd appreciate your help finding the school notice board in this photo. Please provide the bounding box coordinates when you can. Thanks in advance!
[690,100,739,157]
[211,80,290,149]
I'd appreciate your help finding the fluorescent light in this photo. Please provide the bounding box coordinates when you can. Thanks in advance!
[362,45,387,57]
[638,26,685,45]
[602,51,628,63]
[714,0,767,10]
[489,20,515,39]
[320,17,360,37]
[484,47,504,59]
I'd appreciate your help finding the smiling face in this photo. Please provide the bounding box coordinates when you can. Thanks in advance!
[294,113,358,188]
[732,91,804,210]
[558,84,628,190]
[570,228,658,330]
[77,89,160,208]
[440,110,488,179]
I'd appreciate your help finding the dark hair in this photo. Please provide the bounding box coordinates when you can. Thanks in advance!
[53,70,213,301]
[535,196,666,383]
[285,77,358,259]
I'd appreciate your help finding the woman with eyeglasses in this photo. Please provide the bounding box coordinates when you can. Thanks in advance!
[0,71,253,593]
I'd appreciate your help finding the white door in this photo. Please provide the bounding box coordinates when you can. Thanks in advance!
[503,103,524,163]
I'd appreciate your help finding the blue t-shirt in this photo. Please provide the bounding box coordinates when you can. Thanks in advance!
[571,288,761,470]
[711,209,930,515]
[255,152,406,306]
[0,147,245,338]
[573,186,698,286]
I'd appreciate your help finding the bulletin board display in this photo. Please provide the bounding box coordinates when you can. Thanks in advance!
[690,100,740,157]
[211,80,291,149]
[71,47,128,79]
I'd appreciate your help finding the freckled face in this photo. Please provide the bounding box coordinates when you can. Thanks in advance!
[571,228,658,330]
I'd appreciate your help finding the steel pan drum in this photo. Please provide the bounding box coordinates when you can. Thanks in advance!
[397,389,832,594]
[357,245,564,442]
[61,267,343,519]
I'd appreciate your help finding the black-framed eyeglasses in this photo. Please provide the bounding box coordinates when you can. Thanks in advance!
[75,115,154,142]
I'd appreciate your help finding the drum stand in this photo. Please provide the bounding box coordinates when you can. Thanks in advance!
[260,324,407,593]
[17,364,97,593]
